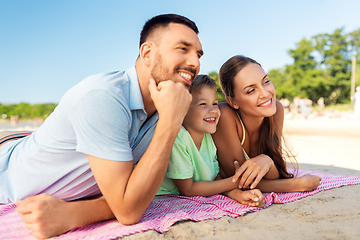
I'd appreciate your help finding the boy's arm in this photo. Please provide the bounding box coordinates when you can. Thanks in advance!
[172,175,264,208]
[173,174,238,197]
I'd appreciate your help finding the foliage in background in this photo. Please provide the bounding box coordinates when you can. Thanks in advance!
[0,103,57,120]
[268,27,360,105]
[209,27,360,106]
[208,71,225,103]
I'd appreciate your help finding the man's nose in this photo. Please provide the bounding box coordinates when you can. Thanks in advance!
[186,51,200,70]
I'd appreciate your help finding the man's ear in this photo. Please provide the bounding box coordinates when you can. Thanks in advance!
[139,42,153,66]
[226,96,239,109]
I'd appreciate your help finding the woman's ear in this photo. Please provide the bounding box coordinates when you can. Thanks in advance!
[139,42,153,66]
[226,96,239,109]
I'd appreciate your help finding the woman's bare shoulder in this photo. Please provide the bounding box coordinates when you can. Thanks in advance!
[219,102,236,117]
[274,100,284,119]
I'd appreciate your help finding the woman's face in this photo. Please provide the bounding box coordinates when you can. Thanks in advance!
[229,63,276,118]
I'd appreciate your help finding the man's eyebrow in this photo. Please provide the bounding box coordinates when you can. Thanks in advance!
[178,40,204,57]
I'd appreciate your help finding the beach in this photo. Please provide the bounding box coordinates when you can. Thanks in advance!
[1,113,359,239]
[121,112,360,240]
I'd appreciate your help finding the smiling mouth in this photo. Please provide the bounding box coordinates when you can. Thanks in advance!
[258,99,272,107]
[178,72,192,84]
[204,117,216,123]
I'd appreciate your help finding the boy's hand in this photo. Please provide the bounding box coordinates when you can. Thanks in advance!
[237,189,265,208]
[226,188,265,208]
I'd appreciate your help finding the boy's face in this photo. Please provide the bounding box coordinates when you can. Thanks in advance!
[183,86,221,137]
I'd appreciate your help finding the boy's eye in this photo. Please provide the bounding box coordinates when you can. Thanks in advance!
[199,103,206,106]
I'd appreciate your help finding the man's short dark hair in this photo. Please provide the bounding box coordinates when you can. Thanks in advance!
[139,14,199,48]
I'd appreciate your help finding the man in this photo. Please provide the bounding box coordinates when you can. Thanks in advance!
[0,14,203,239]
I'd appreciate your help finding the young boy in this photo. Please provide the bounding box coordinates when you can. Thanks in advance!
[157,75,265,207]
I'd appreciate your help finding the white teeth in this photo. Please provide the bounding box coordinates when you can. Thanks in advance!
[204,117,215,121]
[178,72,192,81]
[259,99,271,107]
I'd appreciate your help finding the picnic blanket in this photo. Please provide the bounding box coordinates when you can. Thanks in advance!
[1,169,359,240]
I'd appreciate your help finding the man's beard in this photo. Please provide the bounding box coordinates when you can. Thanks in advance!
[151,53,173,84]
[151,53,196,88]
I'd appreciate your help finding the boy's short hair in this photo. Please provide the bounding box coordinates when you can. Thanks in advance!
[190,74,217,94]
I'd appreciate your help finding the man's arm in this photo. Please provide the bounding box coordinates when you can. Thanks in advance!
[16,195,114,239]
[16,79,192,239]
[89,79,191,224]
[88,112,185,224]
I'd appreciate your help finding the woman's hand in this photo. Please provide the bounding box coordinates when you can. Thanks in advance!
[232,154,278,190]
[295,174,322,192]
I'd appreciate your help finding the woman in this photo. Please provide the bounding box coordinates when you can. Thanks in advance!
[212,55,321,192]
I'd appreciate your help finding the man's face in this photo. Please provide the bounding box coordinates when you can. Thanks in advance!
[150,23,203,88]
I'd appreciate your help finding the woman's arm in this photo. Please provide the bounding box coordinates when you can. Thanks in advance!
[213,103,278,189]
[212,103,246,177]
[256,174,322,193]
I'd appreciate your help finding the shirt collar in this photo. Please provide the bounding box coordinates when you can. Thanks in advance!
[127,65,145,111]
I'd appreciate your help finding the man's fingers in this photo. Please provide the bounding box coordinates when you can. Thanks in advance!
[16,202,33,214]
[16,195,48,214]
[20,212,36,223]
[148,78,159,95]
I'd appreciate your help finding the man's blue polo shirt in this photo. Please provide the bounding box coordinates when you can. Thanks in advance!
[0,66,158,203]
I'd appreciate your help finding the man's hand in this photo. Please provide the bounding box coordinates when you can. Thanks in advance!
[15,193,73,239]
[148,78,192,127]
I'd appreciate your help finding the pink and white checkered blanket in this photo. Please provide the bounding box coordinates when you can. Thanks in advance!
[1,169,359,240]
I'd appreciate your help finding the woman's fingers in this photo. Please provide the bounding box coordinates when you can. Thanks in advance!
[232,161,249,183]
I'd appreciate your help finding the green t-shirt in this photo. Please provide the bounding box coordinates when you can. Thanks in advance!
[157,126,219,195]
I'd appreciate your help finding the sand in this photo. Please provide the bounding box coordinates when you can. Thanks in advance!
[121,112,360,240]
[2,113,359,239]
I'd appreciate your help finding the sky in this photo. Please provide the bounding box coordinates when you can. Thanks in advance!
[1,0,360,104]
